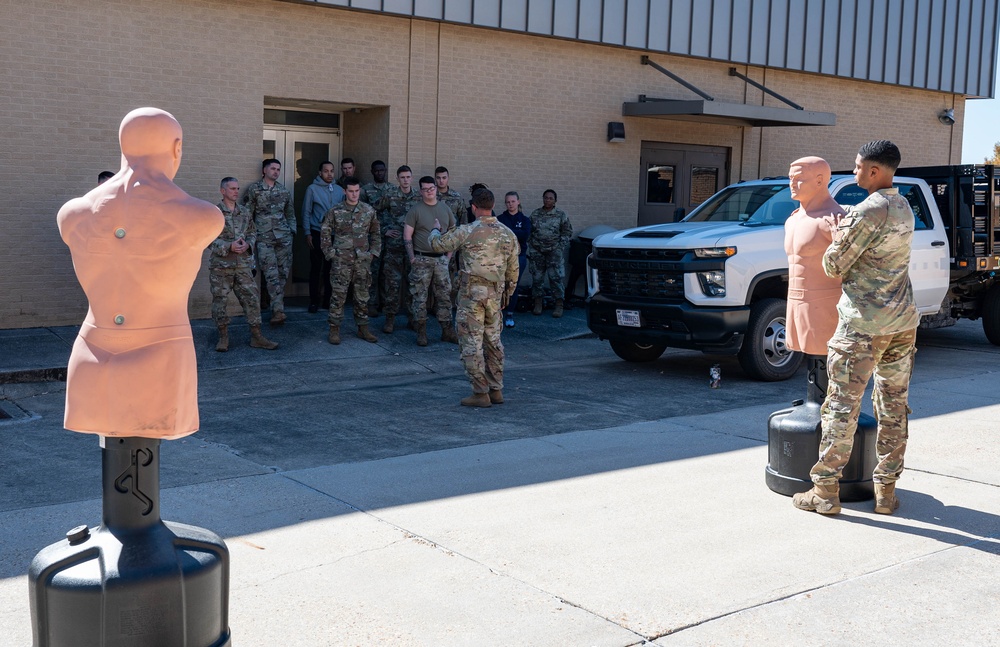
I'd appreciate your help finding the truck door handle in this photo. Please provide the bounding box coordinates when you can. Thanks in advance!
[931,241,945,247]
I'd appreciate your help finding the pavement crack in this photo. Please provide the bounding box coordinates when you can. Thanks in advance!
[251,538,408,586]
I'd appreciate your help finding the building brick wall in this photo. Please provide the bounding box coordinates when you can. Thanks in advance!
[0,0,970,328]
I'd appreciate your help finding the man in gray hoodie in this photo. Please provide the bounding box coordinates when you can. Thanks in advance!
[302,161,346,312]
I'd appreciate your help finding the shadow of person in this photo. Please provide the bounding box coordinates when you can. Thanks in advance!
[836,488,1000,555]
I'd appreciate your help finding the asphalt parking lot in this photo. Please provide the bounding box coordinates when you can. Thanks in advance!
[1,306,998,645]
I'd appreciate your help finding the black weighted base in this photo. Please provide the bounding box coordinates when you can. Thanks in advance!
[765,356,877,502]
[29,437,231,647]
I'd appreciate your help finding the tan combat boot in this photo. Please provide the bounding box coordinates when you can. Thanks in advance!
[270,310,287,327]
[441,321,459,343]
[489,390,504,404]
[552,299,564,318]
[249,325,278,350]
[874,482,900,515]
[792,483,841,515]
[461,392,492,408]
[215,325,229,352]
[416,321,428,347]
[383,313,395,334]
[328,325,341,345]
[357,324,378,343]
[532,297,543,315]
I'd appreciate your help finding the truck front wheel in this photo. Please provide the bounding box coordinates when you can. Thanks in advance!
[609,338,667,363]
[982,284,1000,345]
[737,298,803,381]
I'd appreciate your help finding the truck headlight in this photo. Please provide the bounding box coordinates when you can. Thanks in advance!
[693,246,737,258]
[697,270,726,296]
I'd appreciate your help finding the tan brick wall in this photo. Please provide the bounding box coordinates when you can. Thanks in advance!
[0,0,970,328]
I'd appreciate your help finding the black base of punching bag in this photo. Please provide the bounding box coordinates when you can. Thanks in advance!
[766,356,877,502]
[29,437,231,647]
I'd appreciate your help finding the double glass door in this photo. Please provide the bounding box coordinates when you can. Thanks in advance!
[638,143,729,226]
[262,129,341,296]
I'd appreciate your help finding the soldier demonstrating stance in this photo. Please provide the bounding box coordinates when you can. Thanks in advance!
[428,188,519,407]
[321,177,382,345]
[209,177,278,352]
[793,140,919,516]
[243,158,296,325]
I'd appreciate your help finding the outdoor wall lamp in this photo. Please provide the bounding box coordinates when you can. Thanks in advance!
[938,108,955,126]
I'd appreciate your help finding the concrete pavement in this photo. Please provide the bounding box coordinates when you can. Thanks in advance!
[1,304,998,645]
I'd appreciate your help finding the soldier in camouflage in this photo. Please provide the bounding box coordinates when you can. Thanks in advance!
[428,188,519,407]
[528,189,573,317]
[242,158,296,326]
[209,178,278,352]
[361,160,395,317]
[321,177,382,345]
[376,165,419,333]
[436,166,470,307]
[404,176,458,346]
[793,140,919,516]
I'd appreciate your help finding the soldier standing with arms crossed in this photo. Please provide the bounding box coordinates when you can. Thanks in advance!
[428,188,519,407]
[209,177,278,352]
[793,140,919,516]
[528,189,573,318]
[377,165,419,333]
[243,158,296,325]
[321,178,382,345]
[404,176,458,346]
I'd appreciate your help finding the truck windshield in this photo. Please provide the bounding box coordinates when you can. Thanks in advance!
[682,184,796,226]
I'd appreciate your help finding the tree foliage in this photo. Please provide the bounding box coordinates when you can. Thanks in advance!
[987,142,1000,165]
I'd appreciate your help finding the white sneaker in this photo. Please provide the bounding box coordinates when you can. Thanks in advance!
[504,316,515,328]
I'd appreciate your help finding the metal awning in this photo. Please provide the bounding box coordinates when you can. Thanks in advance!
[622,97,837,127]
[628,57,837,128]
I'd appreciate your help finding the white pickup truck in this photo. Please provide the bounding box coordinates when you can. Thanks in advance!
[586,165,1000,380]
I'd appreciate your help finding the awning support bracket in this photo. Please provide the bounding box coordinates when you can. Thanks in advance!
[640,55,714,102]
[728,67,803,110]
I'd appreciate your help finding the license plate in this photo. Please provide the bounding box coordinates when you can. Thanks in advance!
[616,309,641,327]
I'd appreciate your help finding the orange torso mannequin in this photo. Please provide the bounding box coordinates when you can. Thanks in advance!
[57,108,223,439]
[784,157,844,356]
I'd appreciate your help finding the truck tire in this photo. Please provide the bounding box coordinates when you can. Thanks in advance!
[609,338,667,363]
[982,284,1000,345]
[737,298,803,381]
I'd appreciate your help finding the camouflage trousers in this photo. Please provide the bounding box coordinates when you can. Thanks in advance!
[210,265,261,327]
[257,235,293,313]
[408,255,452,323]
[367,250,383,312]
[811,323,917,486]
[456,276,505,393]
[380,247,408,316]
[328,252,374,327]
[528,248,566,300]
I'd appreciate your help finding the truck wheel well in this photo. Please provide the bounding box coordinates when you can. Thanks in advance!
[748,275,787,304]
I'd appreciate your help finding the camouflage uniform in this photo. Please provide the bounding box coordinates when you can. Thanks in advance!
[528,207,573,299]
[242,179,296,314]
[429,216,519,394]
[209,201,261,326]
[377,186,419,316]
[321,200,382,326]
[405,201,455,324]
[440,188,470,304]
[812,187,919,487]
[361,181,396,312]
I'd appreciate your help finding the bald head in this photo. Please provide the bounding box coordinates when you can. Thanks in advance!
[788,156,835,211]
[119,108,183,175]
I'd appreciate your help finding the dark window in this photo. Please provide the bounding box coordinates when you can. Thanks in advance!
[834,183,933,230]
[646,164,675,204]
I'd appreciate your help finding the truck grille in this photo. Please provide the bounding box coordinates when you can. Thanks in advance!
[597,267,685,299]
[595,248,686,262]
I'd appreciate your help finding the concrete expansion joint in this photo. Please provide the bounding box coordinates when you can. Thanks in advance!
[906,466,1000,489]
[258,539,408,585]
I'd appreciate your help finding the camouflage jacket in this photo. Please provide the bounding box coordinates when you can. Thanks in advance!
[320,200,382,262]
[377,186,420,250]
[242,179,296,239]
[428,216,520,293]
[209,202,256,269]
[438,188,469,226]
[528,207,572,254]
[824,187,919,335]
[361,181,394,213]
